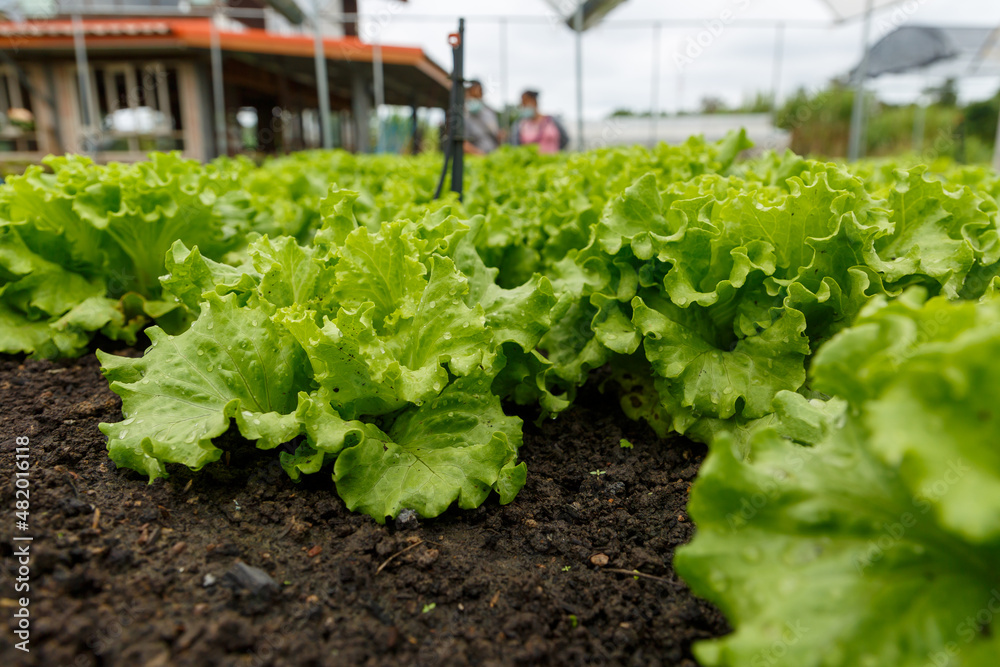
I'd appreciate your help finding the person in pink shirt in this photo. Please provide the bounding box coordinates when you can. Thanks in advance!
[512,90,569,154]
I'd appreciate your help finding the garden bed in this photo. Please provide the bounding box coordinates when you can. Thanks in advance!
[0,349,727,667]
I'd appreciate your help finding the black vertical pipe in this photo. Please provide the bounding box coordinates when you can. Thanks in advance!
[434,17,466,201]
[410,103,420,154]
[450,19,465,200]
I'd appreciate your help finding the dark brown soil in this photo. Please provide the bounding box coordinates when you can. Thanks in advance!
[0,350,728,667]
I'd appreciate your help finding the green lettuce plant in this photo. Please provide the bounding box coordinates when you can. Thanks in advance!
[0,153,252,357]
[542,155,1000,443]
[675,289,1000,666]
[98,191,553,522]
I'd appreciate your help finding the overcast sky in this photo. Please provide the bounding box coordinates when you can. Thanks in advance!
[357,0,1000,120]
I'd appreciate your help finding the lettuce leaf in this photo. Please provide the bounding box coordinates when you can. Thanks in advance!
[868,167,1000,297]
[333,373,523,522]
[676,292,1000,666]
[98,291,309,480]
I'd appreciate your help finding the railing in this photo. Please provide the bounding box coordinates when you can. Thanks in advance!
[17,0,209,19]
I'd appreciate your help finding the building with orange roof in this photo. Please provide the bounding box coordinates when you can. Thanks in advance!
[0,0,449,166]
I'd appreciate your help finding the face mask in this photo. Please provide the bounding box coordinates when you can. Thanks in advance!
[519,106,535,119]
[467,99,483,114]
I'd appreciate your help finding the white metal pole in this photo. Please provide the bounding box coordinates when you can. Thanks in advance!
[311,0,332,149]
[574,3,584,151]
[209,5,227,156]
[677,60,685,115]
[650,21,660,146]
[848,0,874,162]
[373,40,385,153]
[71,10,95,153]
[351,71,370,153]
[770,21,785,122]
[500,17,509,138]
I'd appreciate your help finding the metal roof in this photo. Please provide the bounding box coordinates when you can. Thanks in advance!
[540,0,629,31]
[854,24,1000,79]
[816,0,911,23]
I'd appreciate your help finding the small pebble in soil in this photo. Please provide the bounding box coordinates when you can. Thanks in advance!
[590,553,610,567]
[416,548,440,568]
[395,508,419,531]
[606,481,626,496]
[222,561,279,600]
[203,573,217,587]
